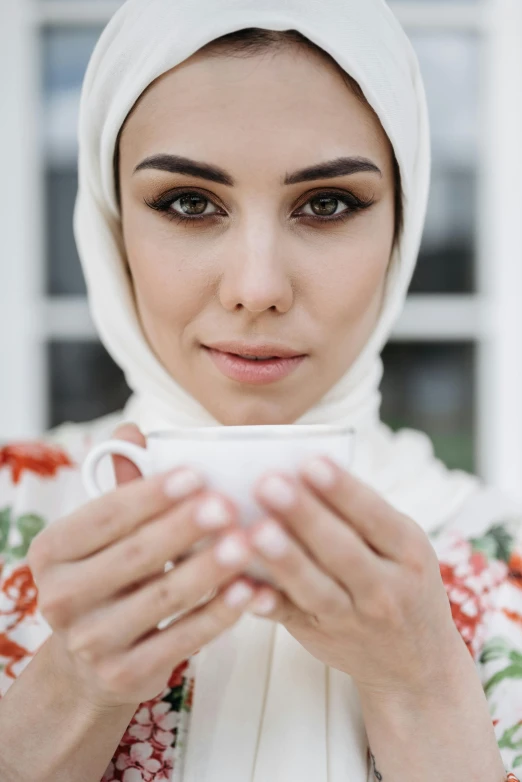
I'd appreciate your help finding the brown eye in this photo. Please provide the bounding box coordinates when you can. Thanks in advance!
[309,196,341,217]
[178,194,208,215]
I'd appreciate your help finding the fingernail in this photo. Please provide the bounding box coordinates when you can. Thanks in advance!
[301,456,336,489]
[258,475,296,509]
[215,534,249,566]
[195,497,231,528]
[164,468,204,499]
[249,593,277,615]
[252,521,289,559]
[224,581,254,607]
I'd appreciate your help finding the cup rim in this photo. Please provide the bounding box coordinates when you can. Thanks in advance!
[147,423,356,441]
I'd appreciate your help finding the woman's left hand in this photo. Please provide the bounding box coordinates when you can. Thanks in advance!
[246,455,465,701]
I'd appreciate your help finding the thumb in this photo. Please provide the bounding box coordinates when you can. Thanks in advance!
[110,423,147,486]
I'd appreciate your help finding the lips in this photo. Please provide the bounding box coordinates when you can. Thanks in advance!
[204,341,304,359]
[202,345,306,385]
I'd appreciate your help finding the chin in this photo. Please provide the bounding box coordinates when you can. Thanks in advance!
[207,395,303,427]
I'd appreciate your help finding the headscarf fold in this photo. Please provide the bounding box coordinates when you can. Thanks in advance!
[73,2,478,779]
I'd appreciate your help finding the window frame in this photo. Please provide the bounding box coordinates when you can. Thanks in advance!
[3,0,522,500]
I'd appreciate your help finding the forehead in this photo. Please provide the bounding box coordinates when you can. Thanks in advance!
[119,47,393,177]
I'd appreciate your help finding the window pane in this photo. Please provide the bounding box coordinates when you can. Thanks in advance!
[380,342,475,473]
[407,33,480,293]
[42,27,101,165]
[42,27,103,295]
[46,168,85,295]
[48,342,131,429]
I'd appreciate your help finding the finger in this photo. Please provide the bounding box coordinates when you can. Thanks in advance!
[254,472,383,596]
[248,518,351,618]
[29,464,208,566]
[248,587,299,624]
[40,491,240,626]
[94,579,257,692]
[298,456,422,562]
[111,424,146,485]
[68,532,253,660]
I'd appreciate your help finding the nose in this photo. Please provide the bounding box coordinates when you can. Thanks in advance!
[218,222,294,314]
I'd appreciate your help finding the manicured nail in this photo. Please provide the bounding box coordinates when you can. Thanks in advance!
[224,581,254,607]
[252,521,289,559]
[195,496,231,528]
[258,475,296,509]
[301,456,336,489]
[164,468,203,499]
[249,593,277,615]
[215,534,249,566]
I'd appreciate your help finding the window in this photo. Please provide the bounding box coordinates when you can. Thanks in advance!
[2,0,522,499]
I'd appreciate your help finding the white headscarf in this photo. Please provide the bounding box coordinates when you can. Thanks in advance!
[73,1,479,779]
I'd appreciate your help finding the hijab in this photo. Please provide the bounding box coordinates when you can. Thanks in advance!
[73,1,479,778]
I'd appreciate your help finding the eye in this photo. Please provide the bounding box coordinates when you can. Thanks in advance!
[143,189,224,223]
[302,195,347,217]
[295,191,375,222]
[172,193,219,217]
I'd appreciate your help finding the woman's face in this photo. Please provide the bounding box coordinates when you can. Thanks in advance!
[118,46,396,425]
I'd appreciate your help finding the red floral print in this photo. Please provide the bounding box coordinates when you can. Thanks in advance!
[185,677,195,711]
[0,634,31,679]
[0,565,38,628]
[125,701,178,749]
[0,443,74,484]
[0,565,40,680]
[167,660,189,689]
[440,562,483,655]
[102,745,175,782]
[502,608,522,628]
[508,549,522,590]
[115,742,164,781]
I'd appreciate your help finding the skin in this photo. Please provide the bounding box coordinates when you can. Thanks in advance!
[117,46,396,425]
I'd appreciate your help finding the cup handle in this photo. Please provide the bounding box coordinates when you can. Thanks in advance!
[81,440,153,498]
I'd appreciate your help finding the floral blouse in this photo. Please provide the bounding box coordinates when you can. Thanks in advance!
[0,412,522,782]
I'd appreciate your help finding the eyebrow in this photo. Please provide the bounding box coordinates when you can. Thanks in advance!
[133,154,382,186]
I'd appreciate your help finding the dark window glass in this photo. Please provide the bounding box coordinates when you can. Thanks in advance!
[380,342,475,473]
[46,168,86,295]
[42,28,102,294]
[48,341,131,429]
[407,33,479,293]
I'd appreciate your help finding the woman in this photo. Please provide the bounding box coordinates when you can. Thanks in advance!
[0,0,521,780]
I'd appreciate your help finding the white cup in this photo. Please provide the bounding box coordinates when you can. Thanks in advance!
[81,423,355,587]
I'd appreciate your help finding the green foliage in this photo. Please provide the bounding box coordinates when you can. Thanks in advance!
[498,721,522,753]
[0,507,46,563]
[471,524,515,564]
[10,514,46,559]
[480,637,522,666]
[0,507,11,553]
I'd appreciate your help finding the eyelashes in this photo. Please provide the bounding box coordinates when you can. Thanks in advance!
[143,187,376,227]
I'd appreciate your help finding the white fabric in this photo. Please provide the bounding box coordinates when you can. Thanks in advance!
[72,1,480,779]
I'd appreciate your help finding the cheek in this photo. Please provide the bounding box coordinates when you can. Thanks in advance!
[308,231,391,334]
[123,219,210,327]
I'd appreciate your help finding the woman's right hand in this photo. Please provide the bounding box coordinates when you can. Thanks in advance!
[27,424,260,711]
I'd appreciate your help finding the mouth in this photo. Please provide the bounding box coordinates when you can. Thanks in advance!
[201,341,307,385]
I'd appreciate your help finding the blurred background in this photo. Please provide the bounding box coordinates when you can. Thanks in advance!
[2,0,522,498]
